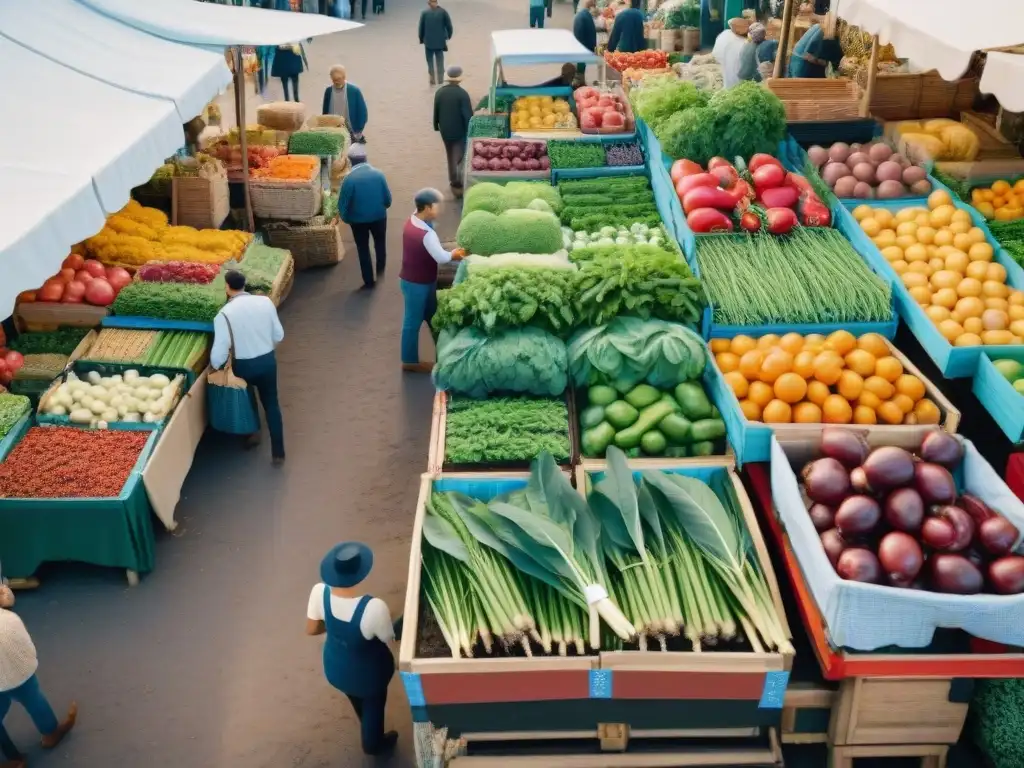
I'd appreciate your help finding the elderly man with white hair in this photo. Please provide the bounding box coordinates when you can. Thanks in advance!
[321,65,369,143]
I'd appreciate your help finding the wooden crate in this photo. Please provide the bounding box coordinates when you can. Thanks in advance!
[172,172,230,230]
[15,302,109,332]
[764,79,864,122]
[780,683,835,745]
[961,112,1022,161]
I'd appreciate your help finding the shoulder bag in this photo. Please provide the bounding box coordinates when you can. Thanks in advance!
[206,313,261,435]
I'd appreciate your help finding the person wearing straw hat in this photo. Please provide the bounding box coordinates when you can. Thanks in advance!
[433,66,473,197]
[338,145,392,289]
[306,543,399,756]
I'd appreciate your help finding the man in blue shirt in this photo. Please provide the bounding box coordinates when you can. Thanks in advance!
[608,0,646,54]
[338,145,393,289]
[573,0,598,79]
[529,0,545,28]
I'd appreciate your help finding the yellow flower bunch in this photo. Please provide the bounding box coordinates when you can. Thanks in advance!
[106,215,161,241]
[119,199,169,232]
[87,233,168,266]
[163,244,235,264]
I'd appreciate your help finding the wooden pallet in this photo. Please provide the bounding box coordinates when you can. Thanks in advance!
[828,743,948,768]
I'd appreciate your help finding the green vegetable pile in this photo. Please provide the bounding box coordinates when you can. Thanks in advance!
[467,114,511,139]
[456,209,564,257]
[574,249,704,327]
[929,168,969,202]
[432,267,576,335]
[433,327,568,399]
[569,317,706,389]
[0,394,30,439]
[444,396,570,465]
[112,281,224,323]
[14,355,69,381]
[579,380,725,459]
[463,181,563,215]
[144,331,209,370]
[987,218,1024,269]
[288,129,349,157]
[568,242,672,263]
[557,175,660,231]
[630,78,708,135]
[969,678,1024,768]
[8,328,89,356]
[219,243,288,294]
[547,141,606,170]
[696,229,893,326]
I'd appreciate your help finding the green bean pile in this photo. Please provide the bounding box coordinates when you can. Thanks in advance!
[696,229,893,327]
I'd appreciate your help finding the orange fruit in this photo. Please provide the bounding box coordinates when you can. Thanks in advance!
[762,399,792,424]
[757,333,782,351]
[793,402,823,424]
[874,356,904,382]
[779,332,805,354]
[822,394,853,424]
[826,330,857,356]
[803,333,827,351]
[812,352,844,385]
[895,374,926,401]
[710,339,732,354]
[774,372,808,404]
[857,333,890,358]
[857,391,882,410]
[836,370,864,401]
[877,400,905,425]
[716,352,740,373]
[724,371,749,399]
[844,349,876,377]
[739,350,765,380]
[730,335,757,355]
[747,381,774,408]
[792,350,816,379]
[914,399,941,425]
[806,380,831,406]
[892,394,915,414]
[739,399,762,421]
[760,351,794,384]
[864,375,895,400]
[853,405,877,424]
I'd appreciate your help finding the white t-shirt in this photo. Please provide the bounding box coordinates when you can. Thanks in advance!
[0,609,38,691]
[306,584,395,643]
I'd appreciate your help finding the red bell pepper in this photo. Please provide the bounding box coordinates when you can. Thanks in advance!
[786,172,816,196]
[799,195,832,227]
[676,173,719,201]
[687,208,734,233]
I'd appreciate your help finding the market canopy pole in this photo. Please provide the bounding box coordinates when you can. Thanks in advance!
[860,33,880,118]
[232,47,255,233]
[773,0,795,79]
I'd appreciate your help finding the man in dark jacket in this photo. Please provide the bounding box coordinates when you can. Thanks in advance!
[608,0,646,54]
[432,66,473,197]
[338,146,392,289]
[321,65,368,143]
[573,0,598,80]
[418,0,454,87]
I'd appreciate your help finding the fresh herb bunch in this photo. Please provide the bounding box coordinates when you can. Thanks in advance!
[605,143,644,166]
[432,267,577,336]
[0,394,31,439]
[288,129,348,157]
[558,175,650,196]
[570,211,662,232]
[217,243,287,294]
[433,327,568,398]
[930,168,968,201]
[573,250,704,326]
[547,140,607,170]
[467,114,511,139]
[444,396,570,464]
[630,79,708,134]
[987,218,1024,268]
[7,328,89,356]
[112,281,225,323]
[568,242,673,262]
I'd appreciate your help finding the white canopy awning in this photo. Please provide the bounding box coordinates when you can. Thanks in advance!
[76,0,362,47]
[840,0,1024,96]
[490,29,602,66]
[0,0,231,123]
[980,52,1024,114]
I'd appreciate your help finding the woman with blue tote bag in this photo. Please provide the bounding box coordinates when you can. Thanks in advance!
[207,316,261,439]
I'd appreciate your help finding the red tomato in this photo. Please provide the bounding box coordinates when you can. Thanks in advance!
[38,281,64,302]
[74,269,94,283]
[105,267,132,290]
[670,159,704,184]
[64,281,87,301]
[748,154,783,173]
[4,351,24,371]
[58,268,76,283]
[676,173,719,200]
[62,253,85,271]
[84,278,116,307]
[707,157,734,171]
[83,260,106,278]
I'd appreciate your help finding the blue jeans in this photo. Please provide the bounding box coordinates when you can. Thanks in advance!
[0,674,59,737]
[233,352,285,458]
[529,6,545,27]
[1,722,19,760]
[399,279,437,364]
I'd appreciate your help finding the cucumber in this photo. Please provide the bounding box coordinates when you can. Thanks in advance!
[605,400,639,430]
[613,400,676,450]
[661,392,681,410]
[659,413,693,444]
[582,422,616,457]
[640,430,667,456]
[580,405,607,430]
[626,447,642,458]
[625,384,661,410]
[665,446,689,458]
[588,385,618,407]
[691,418,726,442]
[674,382,713,420]
[690,441,715,457]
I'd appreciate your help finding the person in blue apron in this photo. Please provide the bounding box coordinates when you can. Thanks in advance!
[306,543,399,756]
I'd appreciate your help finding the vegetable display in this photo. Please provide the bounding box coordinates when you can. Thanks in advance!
[0,394,30,439]
[41,369,184,427]
[463,181,563,216]
[890,119,981,163]
[807,141,931,199]
[630,78,707,135]
[800,429,1024,595]
[433,327,568,399]
[470,139,550,173]
[443,396,570,465]
[557,175,660,232]
[713,331,942,426]
[250,154,319,181]
[0,426,150,499]
[987,218,1024,270]
[462,252,576,273]
[605,142,644,167]
[206,142,282,170]
[12,355,69,382]
[7,328,89,356]
[604,50,669,72]
[509,94,577,132]
[28,255,132,307]
[696,229,893,327]
[853,190,1019,346]
[432,268,576,335]
[84,330,158,363]
[137,261,220,284]
[969,178,1024,222]
[0,349,25,387]
[467,115,510,139]
[144,332,210,370]
[218,244,288,294]
[546,140,606,170]
[456,209,563,257]
[112,281,224,323]
[970,679,1024,768]
[567,233,670,259]
[574,86,631,134]
[287,129,349,158]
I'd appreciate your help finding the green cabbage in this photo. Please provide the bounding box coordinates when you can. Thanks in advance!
[462,181,563,216]
[456,208,563,256]
[631,79,708,133]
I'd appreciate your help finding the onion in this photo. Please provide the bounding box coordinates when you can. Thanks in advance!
[877,180,907,199]
[807,145,830,167]
[884,487,925,533]
[822,162,851,186]
[846,151,870,169]
[875,161,903,183]
[861,446,915,492]
[802,458,851,505]
[820,427,869,468]
[835,495,882,536]
[910,179,933,196]
[852,162,876,184]
[809,503,836,532]
[821,529,847,566]
[932,505,975,552]
[837,548,881,583]
[978,516,1019,556]
[988,556,1024,594]
[853,182,875,199]
[833,176,858,198]
[878,531,924,585]
[913,462,957,505]
[828,142,851,163]
[868,143,894,163]
[930,554,983,594]
[902,166,927,185]
[919,432,963,469]
[921,517,957,550]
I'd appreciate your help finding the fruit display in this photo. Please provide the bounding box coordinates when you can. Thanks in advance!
[206,142,282,170]
[800,429,1024,595]
[991,357,1024,395]
[509,94,578,132]
[250,154,319,181]
[712,331,942,426]
[604,50,669,72]
[853,189,1021,346]
[969,178,1024,222]
[890,119,981,163]
[573,86,631,134]
[807,140,932,199]
[469,139,550,173]
[25,254,132,307]
[579,381,726,459]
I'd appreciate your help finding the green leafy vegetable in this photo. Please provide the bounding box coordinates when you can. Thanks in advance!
[456,209,564,257]
[547,141,607,170]
[0,394,30,439]
[970,678,1024,768]
[7,328,89,356]
[444,396,570,465]
[630,79,709,134]
[112,281,224,323]
[287,129,348,157]
[463,181,563,216]
[217,243,287,294]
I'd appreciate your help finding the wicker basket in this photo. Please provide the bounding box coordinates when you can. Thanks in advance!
[264,216,344,270]
[172,170,230,229]
[256,101,306,132]
[250,169,322,221]
[764,78,864,122]
[268,252,296,306]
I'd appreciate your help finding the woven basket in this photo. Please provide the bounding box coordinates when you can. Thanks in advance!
[305,114,347,131]
[269,252,296,306]
[264,216,344,270]
[765,78,864,122]
[172,171,230,229]
[256,102,306,132]
[250,170,322,221]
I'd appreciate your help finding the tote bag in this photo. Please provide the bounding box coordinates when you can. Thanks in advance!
[207,315,261,435]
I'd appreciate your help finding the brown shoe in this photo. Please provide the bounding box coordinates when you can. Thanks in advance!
[1,759,26,768]
[401,362,433,374]
[41,702,77,749]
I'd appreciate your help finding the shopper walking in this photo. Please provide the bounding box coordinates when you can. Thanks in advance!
[0,585,77,760]
[418,0,454,86]
[1,721,24,768]
[338,146,392,289]
[211,271,286,463]
[529,0,545,28]
[321,65,369,143]
[306,542,399,756]
[573,0,598,79]
[400,189,463,372]
[433,66,473,197]
[271,42,307,101]
[608,0,646,53]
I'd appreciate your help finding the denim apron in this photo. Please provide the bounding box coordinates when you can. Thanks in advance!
[322,589,395,698]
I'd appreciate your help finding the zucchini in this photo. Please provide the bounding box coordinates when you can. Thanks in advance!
[661,392,681,410]
[613,400,675,450]
[624,384,661,409]
[640,430,667,455]
[605,400,639,430]
[580,405,607,430]
[691,418,726,442]
[659,413,693,444]
[582,422,616,457]
[674,382,713,420]
[588,385,618,407]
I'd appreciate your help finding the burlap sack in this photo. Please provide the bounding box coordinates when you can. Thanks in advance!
[256,102,306,132]
[305,114,347,131]
[330,156,351,194]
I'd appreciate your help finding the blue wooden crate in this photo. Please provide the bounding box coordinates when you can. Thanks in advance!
[103,315,215,333]
[972,348,1024,444]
